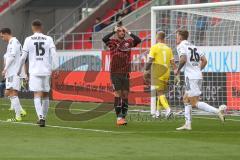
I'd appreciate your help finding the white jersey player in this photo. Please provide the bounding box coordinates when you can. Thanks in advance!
[0,28,27,122]
[174,29,226,131]
[19,20,57,127]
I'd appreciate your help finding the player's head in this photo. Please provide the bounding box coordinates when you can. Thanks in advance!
[32,19,43,33]
[0,28,12,42]
[176,29,189,44]
[116,26,126,39]
[156,31,165,43]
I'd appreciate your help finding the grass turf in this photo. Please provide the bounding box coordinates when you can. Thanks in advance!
[0,98,240,160]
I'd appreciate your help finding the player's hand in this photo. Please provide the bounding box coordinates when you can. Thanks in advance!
[53,70,60,78]
[143,70,151,85]
[114,26,118,32]
[2,69,6,77]
[24,75,29,81]
[174,75,180,86]
[174,69,179,75]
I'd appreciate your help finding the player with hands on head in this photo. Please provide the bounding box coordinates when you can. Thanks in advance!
[102,25,141,126]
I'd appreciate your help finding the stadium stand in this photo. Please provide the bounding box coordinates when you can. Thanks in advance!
[0,0,16,13]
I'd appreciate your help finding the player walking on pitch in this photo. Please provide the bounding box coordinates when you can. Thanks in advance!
[102,25,141,126]
[0,28,27,122]
[174,29,226,130]
[144,31,177,119]
[18,20,57,127]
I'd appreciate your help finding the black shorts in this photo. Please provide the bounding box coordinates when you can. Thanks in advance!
[110,73,129,91]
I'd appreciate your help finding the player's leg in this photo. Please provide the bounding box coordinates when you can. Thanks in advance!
[42,76,50,120]
[121,74,129,124]
[157,80,172,119]
[176,94,192,130]
[189,97,225,122]
[156,94,162,118]
[29,75,45,126]
[5,76,24,122]
[42,92,49,119]
[110,74,123,124]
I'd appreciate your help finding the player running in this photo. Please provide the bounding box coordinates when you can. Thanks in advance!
[102,25,141,126]
[0,28,27,122]
[174,29,226,131]
[144,31,177,119]
[18,20,57,127]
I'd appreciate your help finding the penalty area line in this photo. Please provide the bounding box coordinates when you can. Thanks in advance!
[194,116,240,122]
[0,120,132,134]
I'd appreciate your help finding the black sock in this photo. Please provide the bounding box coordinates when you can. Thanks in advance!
[122,98,128,118]
[114,97,122,118]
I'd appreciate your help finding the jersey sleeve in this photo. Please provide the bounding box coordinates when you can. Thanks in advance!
[22,38,29,54]
[148,45,156,59]
[177,44,188,57]
[127,39,134,48]
[49,37,56,49]
[8,40,17,56]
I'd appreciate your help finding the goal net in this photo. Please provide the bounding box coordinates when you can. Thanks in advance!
[150,1,240,115]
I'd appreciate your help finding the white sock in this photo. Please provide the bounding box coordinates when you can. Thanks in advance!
[34,97,43,119]
[42,97,49,118]
[185,105,192,125]
[10,96,21,118]
[196,102,218,114]
[156,110,160,117]
[165,108,171,117]
[10,102,13,110]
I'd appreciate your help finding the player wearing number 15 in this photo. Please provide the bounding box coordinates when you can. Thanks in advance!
[18,20,57,127]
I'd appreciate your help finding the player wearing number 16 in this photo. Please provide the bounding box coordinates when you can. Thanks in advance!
[18,20,57,127]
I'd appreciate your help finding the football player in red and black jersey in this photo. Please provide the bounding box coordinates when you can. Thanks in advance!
[102,25,141,126]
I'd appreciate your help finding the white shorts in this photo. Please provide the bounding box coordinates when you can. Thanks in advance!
[29,75,50,92]
[5,75,21,91]
[185,78,202,97]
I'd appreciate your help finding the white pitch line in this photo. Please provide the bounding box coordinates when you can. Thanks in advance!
[194,116,240,122]
[0,120,132,134]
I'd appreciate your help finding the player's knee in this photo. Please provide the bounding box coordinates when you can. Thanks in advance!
[114,91,121,97]
[189,100,197,107]
[4,90,10,97]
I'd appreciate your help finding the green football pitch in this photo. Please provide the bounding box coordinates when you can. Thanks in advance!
[0,98,240,160]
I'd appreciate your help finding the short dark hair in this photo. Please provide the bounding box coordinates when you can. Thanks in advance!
[32,19,42,27]
[0,28,11,35]
[177,29,189,40]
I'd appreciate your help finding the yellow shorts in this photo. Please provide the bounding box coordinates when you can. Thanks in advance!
[151,76,169,91]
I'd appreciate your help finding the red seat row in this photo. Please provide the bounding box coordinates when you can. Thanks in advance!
[0,0,16,13]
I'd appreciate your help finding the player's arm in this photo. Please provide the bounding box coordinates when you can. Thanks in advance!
[18,38,29,76]
[49,37,58,71]
[144,46,155,83]
[175,55,187,75]
[102,26,118,44]
[200,55,207,70]
[123,26,141,47]
[2,43,16,76]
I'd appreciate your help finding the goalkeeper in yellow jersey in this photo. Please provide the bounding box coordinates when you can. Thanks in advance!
[144,31,177,118]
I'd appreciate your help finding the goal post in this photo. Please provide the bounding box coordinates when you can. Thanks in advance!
[150,1,240,114]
